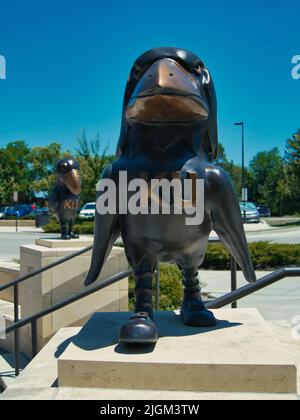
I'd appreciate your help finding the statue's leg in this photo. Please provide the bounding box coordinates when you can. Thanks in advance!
[119,262,158,345]
[60,219,70,240]
[181,267,217,327]
[69,218,79,239]
[135,270,154,317]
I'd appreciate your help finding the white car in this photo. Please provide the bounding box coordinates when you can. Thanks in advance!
[79,202,96,219]
[0,206,10,219]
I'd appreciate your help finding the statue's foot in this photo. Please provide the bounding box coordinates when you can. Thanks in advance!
[119,312,158,345]
[69,232,79,239]
[181,299,217,327]
[61,234,71,240]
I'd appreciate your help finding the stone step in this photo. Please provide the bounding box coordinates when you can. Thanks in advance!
[1,310,299,400]
[0,349,29,390]
[54,388,298,400]
[36,236,93,249]
[58,309,297,394]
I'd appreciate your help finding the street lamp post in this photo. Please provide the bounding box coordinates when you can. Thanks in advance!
[235,122,247,223]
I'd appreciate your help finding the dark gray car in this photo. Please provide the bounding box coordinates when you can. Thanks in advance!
[257,205,271,218]
[240,202,260,223]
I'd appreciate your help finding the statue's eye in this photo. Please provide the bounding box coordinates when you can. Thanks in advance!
[195,63,202,74]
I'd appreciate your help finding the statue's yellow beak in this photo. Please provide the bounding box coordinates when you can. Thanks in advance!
[63,169,82,195]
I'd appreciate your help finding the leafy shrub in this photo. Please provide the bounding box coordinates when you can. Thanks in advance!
[128,263,183,311]
[43,218,94,234]
[203,242,300,270]
[41,223,300,310]
[73,222,94,234]
[43,218,61,233]
[4,215,36,220]
[127,242,300,311]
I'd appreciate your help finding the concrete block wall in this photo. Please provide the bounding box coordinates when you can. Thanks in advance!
[13,238,128,357]
[0,264,20,303]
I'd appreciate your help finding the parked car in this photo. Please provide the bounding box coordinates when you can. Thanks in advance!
[0,206,10,219]
[5,204,34,218]
[30,207,49,217]
[239,202,260,224]
[256,205,271,218]
[79,202,96,219]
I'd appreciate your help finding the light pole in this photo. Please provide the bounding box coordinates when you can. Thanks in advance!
[13,190,19,233]
[234,122,247,223]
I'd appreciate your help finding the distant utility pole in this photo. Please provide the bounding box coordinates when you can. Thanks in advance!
[234,122,247,223]
[13,191,18,233]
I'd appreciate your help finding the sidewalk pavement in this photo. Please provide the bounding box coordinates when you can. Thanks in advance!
[0,220,274,235]
[0,226,45,233]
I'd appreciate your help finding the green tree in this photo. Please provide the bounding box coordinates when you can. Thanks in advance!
[216,143,252,201]
[0,141,69,205]
[75,129,114,204]
[286,129,300,165]
[29,143,68,194]
[284,129,300,214]
[0,141,31,203]
[249,148,286,215]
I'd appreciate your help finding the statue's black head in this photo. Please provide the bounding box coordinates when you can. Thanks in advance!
[116,47,218,160]
[56,158,81,195]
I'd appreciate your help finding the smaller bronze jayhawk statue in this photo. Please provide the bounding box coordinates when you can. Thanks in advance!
[49,158,82,240]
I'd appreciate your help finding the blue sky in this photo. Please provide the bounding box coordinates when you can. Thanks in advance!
[0,0,299,165]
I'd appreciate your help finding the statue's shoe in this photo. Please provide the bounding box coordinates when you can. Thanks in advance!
[181,299,217,327]
[61,234,71,240]
[119,312,158,344]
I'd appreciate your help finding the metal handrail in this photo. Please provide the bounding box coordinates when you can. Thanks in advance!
[0,237,236,377]
[4,264,300,379]
[4,235,294,380]
[5,269,132,336]
[0,244,93,377]
[206,267,300,309]
[0,245,93,292]
[2,269,131,378]
[5,269,132,354]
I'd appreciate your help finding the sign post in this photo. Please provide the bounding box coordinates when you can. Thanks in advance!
[242,188,248,202]
[242,188,248,224]
[13,191,18,233]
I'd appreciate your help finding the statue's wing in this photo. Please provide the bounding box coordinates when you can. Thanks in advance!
[206,165,256,283]
[84,165,121,286]
[49,185,60,212]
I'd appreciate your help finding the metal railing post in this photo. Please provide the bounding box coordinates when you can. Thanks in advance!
[13,284,20,377]
[155,263,160,310]
[230,257,237,309]
[31,320,38,358]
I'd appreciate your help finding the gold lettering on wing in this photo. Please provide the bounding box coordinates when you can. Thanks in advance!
[64,200,78,209]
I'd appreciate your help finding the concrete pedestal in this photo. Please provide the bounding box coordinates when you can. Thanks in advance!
[18,237,128,357]
[0,263,19,303]
[58,309,297,394]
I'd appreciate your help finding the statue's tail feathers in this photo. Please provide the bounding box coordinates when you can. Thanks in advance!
[84,210,120,286]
